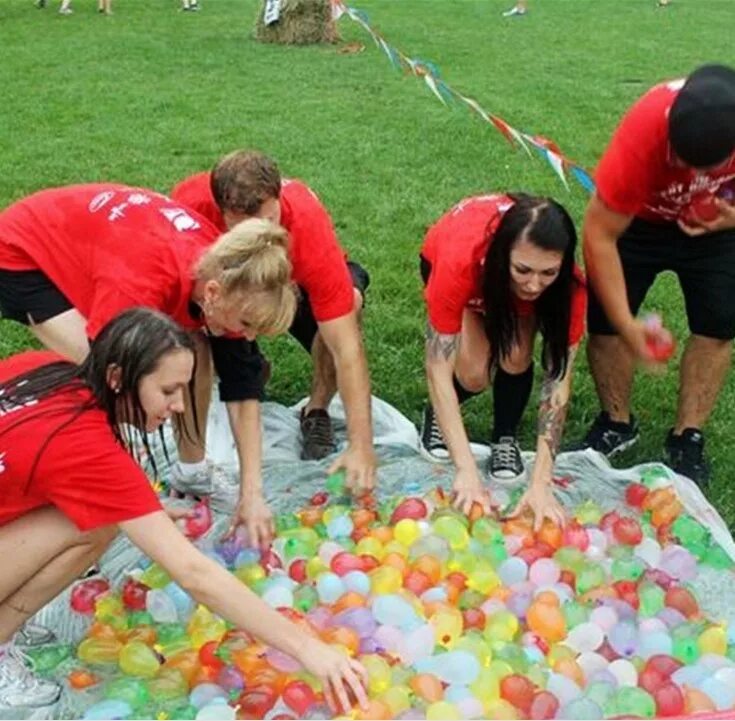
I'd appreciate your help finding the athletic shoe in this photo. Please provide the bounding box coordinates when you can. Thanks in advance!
[502,6,526,17]
[169,462,214,497]
[14,624,56,648]
[35,0,47,8]
[58,7,73,13]
[488,436,525,482]
[0,645,61,709]
[665,428,710,488]
[300,408,336,460]
[419,404,450,462]
[572,411,639,457]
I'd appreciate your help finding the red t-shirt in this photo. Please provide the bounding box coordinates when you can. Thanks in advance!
[595,79,735,223]
[0,184,221,338]
[0,351,162,532]
[171,173,355,322]
[420,194,587,345]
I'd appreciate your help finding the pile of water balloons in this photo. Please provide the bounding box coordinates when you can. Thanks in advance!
[29,469,735,720]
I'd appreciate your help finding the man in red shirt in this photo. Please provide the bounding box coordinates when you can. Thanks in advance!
[577,64,735,487]
[172,151,376,492]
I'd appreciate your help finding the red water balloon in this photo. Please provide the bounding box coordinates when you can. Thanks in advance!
[289,559,307,583]
[654,682,685,717]
[500,674,536,715]
[184,500,212,540]
[529,690,559,720]
[625,483,649,508]
[121,578,148,611]
[283,680,318,716]
[664,587,699,618]
[562,521,589,551]
[70,578,110,614]
[613,517,643,545]
[390,498,428,524]
[330,552,363,576]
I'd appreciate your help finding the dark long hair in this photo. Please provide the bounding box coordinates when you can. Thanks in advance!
[482,193,578,379]
[0,308,197,485]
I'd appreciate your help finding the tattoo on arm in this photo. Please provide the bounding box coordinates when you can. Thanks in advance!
[537,376,569,460]
[425,324,459,361]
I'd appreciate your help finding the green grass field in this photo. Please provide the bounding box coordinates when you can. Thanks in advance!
[1,0,734,523]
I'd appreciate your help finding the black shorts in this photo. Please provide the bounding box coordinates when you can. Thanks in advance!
[587,219,735,340]
[208,336,270,403]
[289,260,370,351]
[0,269,74,324]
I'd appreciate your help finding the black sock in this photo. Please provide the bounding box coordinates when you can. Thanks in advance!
[453,375,480,405]
[492,363,534,441]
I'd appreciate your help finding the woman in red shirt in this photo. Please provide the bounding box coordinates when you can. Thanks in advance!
[0,184,298,549]
[0,308,367,713]
[419,193,587,526]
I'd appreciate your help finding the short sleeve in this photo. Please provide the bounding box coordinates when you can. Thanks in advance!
[37,415,162,531]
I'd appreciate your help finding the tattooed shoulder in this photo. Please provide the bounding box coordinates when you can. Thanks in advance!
[425,324,459,361]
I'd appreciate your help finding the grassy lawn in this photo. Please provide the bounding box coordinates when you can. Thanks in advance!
[1,0,734,523]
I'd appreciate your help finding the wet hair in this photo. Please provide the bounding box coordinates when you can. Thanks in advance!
[0,308,196,485]
[210,150,282,216]
[482,193,578,379]
[195,217,298,335]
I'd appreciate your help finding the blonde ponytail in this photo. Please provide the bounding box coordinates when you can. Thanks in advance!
[196,218,298,335]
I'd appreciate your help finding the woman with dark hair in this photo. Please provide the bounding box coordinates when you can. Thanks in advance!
[419,193,587,525]
[0,308,367,713]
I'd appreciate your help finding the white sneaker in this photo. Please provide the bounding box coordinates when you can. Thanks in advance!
[0,645,61,709]
[14,623,56,648]
[502,6,526,16]
[168,461,229,497]
[58,6,73,13]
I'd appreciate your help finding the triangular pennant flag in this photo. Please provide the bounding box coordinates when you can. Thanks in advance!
[424,73,448,106]
[545,150,570,190]
[571,166,596,193]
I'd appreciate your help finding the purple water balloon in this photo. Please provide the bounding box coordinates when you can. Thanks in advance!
[331,607,377,638]
[607,621,639,658]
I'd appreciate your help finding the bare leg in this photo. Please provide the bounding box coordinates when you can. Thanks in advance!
[454,310,492,392]
[587,334,636,423]
[175,332,212,464]
[304,289,364,413]
[675,335,732,433]
[0,507,116,641]
[28,308,89,363]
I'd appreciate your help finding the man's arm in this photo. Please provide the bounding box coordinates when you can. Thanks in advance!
[318,310,376,491]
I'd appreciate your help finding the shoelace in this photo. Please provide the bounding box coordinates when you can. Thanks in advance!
[426,414,446,449]
[492,439,521,468]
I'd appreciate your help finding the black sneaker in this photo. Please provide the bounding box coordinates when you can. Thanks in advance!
[665,428,709,488]
[419,404,450,462]
[300,408,335,460]
[35,0,46,8]
[573,411,639,457]
[488,436,525,483]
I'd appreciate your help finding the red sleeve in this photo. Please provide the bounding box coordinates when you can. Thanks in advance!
[424,259,475,335]
[37,415,162,532]
[568,270,588,347]
[171,174,227,233]
[284,183,354,322]
[594,89,670,216]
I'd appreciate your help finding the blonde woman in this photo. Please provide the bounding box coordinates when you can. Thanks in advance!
[0,184,297,548]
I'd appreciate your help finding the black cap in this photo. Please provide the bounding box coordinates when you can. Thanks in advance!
[668,64,735,168]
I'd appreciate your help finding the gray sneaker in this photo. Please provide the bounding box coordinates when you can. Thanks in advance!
[300,408,336,460]
[14,623,56,648]
[0,645,61,709]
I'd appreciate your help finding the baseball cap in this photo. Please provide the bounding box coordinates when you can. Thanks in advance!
[669,64,735,168]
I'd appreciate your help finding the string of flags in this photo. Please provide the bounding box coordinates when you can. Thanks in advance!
[331,0,596,194]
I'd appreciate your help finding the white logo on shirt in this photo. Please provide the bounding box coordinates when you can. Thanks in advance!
[160,208,201,231]
[127,193,152,206]
[666,78,685,92]
[89,191,115,213]
[0,452,5,474]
